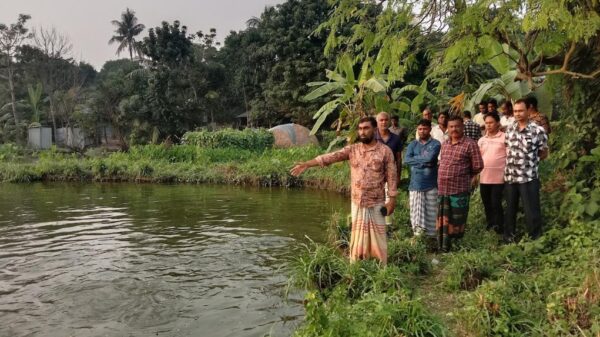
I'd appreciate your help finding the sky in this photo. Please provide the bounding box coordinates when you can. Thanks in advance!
[1,0,284,70]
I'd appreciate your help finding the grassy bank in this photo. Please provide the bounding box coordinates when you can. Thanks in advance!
[0,144,350,192]
[288,194,600,337]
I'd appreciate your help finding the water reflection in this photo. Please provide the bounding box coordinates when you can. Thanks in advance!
[0,183,348,337]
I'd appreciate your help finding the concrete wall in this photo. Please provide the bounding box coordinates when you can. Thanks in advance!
[28,127,53,149]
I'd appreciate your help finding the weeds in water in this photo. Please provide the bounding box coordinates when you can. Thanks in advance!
[287,240,346,294]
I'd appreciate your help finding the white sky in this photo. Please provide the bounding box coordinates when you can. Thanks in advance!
[1,0,284,70]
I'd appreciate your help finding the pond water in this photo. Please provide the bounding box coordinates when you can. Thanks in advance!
[0,183,348,337]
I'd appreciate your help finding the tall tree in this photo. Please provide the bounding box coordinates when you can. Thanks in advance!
[0,14,32,142]
[218,0,334,127]
[140,20,196,138]
[109,8,145,60]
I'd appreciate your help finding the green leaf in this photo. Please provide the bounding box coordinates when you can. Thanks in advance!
[303,82,345,101]
[325,70,346,83]
[363,78,387,92]
[585,201,598,216]
[312,100,340,120]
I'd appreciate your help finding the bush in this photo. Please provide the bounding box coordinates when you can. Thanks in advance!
[182,128,274,151]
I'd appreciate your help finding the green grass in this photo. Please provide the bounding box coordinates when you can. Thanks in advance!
[289,196,599,337]
[0,144,350,191]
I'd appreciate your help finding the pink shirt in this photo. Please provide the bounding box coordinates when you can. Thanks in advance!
[478,131,506,184]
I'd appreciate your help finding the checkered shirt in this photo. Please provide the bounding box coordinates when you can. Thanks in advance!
[438,137,484,195]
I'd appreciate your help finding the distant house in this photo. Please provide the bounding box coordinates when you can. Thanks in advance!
[235,112,249,129]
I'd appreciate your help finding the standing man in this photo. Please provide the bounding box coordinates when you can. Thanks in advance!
[404,119,441,237]
[473,101,487,128]
[389,115,408,143]
[500,100,514,130]
[422,107,434,123]
[525,96,551,135]
[431,111,449,144]
[487,98,499,115]
[376,112,403,225]
[290,117,397,264]
[437,116,484,251]
[416,107,436,140]
[504,99,548,242]
[376,112,403,183]
[478,113,506,234]
[463,110,482,141]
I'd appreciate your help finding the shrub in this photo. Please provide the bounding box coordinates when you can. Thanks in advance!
[182,128,274,151]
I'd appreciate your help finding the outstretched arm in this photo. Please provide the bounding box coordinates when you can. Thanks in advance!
[290,159,319,176]
[290,146,351,176]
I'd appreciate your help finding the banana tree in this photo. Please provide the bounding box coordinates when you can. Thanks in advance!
[303,55,388,148]
[27,83,44,125]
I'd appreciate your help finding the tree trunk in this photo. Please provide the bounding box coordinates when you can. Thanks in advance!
[7,62,21,143]
[129,44,133,60]
[48,96,58,143]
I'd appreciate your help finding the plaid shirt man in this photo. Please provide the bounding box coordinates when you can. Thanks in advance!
[463,119,482,141]
[504,121,548,184]
[438,137,484,195]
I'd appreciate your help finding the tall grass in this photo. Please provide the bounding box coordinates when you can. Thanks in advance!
[0,144,349,191]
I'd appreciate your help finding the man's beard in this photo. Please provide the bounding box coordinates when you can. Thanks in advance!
[358,135,373,143]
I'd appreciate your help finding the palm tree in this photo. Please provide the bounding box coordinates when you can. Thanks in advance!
[108,8,145,60]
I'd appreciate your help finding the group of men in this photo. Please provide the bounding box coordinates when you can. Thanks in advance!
[290,97,550,264]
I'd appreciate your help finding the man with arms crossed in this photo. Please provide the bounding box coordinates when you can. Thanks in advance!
[404,119,441,238]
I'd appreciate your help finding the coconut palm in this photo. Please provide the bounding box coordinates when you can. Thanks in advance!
[108,8,145,60]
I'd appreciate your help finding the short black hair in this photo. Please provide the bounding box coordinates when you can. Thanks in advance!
[525,96,538,109]
[484,112,500,122]
[438,111,449,118]
[448,115,463,123]
[488,98,498,107]
[514,98,530,109]
[358,116,377,128]
[417,119,432,128]
[463,110,472,118]
[479,101,487,106]
[391,115,399,121]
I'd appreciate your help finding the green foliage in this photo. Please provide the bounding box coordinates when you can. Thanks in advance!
[0,143,24,161]
[182,128,273,151]
[444,250,502,291]
[295,285,446,337]
[456,220,600,336]
[387,236,430,275]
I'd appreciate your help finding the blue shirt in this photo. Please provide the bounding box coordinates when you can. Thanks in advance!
[404,138,441,191]
[375,129,403,161]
